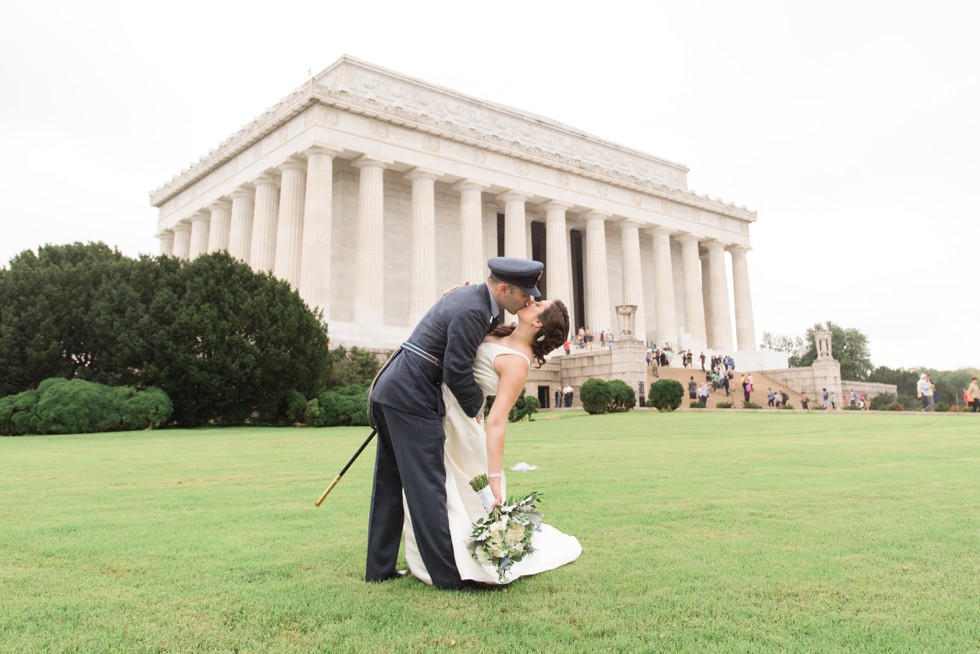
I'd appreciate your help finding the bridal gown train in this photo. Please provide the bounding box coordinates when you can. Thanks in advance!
[403,342,582,585]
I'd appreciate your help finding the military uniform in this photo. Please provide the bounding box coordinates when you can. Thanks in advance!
[366,258,542,589]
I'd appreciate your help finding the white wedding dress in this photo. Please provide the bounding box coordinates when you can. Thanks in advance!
[403,342,582,585]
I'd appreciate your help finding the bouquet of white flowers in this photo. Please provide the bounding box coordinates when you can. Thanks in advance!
[467,475,544,582]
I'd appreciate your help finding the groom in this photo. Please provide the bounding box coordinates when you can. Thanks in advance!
[366,257,543,590]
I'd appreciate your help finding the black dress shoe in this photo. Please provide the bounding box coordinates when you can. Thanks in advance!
[367,569,409,582]
[456,581,504,593]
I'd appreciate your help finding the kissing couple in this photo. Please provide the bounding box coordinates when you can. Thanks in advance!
[366,257,581,590]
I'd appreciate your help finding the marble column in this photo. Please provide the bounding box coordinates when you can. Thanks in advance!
[677,234,707,346]
[619,219,646,342]
[353,156,389,325]
[650,227,678,347]
[228,187,255,264]
[299,145,340,314]
[158,230,174,257]
[584,211,611,334]
[406,168,439,325]
[273,158,307,289]
[700,250,715,347]
[207,200,232,253]
[544,202,573,332]
[249,173,281,273]
[499,192,528,259]
[455,181,487,283]
[727,245,757,351]
[172,222,191,260]
[705,240,733,352]
[188,213,210,260]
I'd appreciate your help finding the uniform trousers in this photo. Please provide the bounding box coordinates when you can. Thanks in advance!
[365,400,463,589]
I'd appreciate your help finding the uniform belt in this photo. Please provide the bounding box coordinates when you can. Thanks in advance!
[401,341,443,368]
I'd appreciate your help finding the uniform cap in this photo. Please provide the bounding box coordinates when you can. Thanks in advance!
[488,257,544,298]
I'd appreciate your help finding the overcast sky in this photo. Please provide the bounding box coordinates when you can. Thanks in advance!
[2,0,977,370]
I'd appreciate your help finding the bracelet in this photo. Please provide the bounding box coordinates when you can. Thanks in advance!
[487,472,504,479]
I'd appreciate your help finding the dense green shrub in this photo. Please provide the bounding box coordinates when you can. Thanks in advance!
[689,401,704,409]
[885,402,905,411]
[324,346,382,390]
[0,390,40,435]
[742,401,762,409]
[304,399,322,425]
[648,379,684,412]
[580,378,613,414]
[316,385,370,427]
[509,392,540,422]
[0,378,171,435]
[607,380,636,413]
[114,386,173,430]
[779,403,795,410]
[715,401,733,409]
[843,405,862,411]
[869,393,895,411]
[283,390,308,425]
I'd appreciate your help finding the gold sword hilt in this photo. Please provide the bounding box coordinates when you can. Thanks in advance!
[315,474,343,507]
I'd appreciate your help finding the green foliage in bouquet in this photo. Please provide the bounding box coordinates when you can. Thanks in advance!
[467,492,543,582]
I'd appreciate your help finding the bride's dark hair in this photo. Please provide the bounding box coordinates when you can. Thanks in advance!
[489,300,570,367]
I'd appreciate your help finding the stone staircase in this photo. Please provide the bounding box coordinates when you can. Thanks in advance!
[647,364,807,410]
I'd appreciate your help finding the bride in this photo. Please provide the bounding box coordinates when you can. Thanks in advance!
[403,299,582,586]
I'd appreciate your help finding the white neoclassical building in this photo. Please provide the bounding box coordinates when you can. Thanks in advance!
[151,55,761,357]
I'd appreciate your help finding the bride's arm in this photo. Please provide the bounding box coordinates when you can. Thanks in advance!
[485,354,530,507]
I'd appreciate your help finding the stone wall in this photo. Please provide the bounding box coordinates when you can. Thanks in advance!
[525,340,647,409]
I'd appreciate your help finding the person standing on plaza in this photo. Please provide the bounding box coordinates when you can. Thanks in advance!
[967,377,980,412]
[555,387,563,410]
[821,388,829,409]
[688,376,697,401]
[916,373,935,411]
[366,257,543,590]
[563,382,574,408]
[800,391,810,412]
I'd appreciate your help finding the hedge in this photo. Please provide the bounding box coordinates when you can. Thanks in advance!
[0,377,172,436]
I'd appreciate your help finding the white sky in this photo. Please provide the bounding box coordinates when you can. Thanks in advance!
[2,0,977,370]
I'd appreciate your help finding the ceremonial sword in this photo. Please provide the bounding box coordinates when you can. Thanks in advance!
[314,428,377,507]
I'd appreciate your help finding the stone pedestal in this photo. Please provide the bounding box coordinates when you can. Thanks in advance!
[615,304,638,341]
[610,339,648,405]
[812,331,842,405]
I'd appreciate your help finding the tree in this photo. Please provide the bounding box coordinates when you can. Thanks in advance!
[0,243,140,396]
[0,243,330,426]
[759,332,806,363]
[764,322,873,381]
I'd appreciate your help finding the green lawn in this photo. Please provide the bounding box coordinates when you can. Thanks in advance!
[1,412,978,653]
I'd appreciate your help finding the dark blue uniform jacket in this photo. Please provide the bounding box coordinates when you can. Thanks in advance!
[370,283,494,419]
